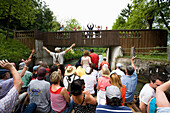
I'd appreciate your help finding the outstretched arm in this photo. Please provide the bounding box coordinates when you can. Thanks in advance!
[156,80,170,107]
[131,56,136,70]
[43,46,51,54]
[65,43,75,53]
[19,59,31,77]
[0,60,23,93]
[28,49,35,60]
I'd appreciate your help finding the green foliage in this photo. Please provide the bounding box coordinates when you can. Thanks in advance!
[0,0,37,29]
[64,47,107,61]
[64,19,82,31]
[34,1,59,32]
[112,16,126,30]
[112,0,169,30]
[0,33,31,65]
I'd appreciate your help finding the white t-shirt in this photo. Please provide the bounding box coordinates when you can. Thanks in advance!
[81,74,96,94]
[139,83,156,105]
[91,69,98,79]
[50,51,65,64]
[111,69,125,77]
[63,75,79,90]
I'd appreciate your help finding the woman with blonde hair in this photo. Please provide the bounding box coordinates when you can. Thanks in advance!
[81,50,92,70]
[97,66,111,105]
[50,71,71,113]
[109,73,126,106]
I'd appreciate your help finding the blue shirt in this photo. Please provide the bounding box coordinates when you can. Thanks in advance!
[96,105,133,113]
[148,98,157,113]
[121,72,137,102]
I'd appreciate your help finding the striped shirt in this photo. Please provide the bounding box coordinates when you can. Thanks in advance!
[96,105,133,113]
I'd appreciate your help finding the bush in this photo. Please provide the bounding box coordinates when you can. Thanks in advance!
[0,34,31,66]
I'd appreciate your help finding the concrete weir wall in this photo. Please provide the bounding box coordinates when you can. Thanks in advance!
[35,40,53,65]
[115,57,170,77]
[107,46,123,70]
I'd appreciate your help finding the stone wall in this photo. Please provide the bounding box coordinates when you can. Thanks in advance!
[115,57,170,78]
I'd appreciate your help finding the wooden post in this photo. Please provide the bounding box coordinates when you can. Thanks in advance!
[168,46,170,62]
[131,47,136,58]
[13,29,16,39]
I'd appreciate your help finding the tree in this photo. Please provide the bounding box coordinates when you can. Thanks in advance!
[112,16,126,30]
[64,18,82,31]
[0,0,37,39]
[112,0,169,30]
[120,3,132,20]
[34,1,56,32]
[131,0,169,30]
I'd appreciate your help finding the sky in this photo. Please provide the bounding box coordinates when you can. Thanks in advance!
[43,0,132,30]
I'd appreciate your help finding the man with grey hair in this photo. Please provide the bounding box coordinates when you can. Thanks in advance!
[43,43,75,65]
[120,56,140,112]
[111,63,125,77]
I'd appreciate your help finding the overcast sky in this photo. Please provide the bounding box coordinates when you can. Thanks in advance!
[43,0,131,30]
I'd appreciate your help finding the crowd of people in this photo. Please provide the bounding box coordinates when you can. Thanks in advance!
[0,43,169,113]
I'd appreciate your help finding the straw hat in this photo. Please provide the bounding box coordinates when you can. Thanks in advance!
[65,66,76,76]
[101,66,110,77]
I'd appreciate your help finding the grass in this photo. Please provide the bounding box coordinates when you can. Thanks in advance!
[122,54,168,62]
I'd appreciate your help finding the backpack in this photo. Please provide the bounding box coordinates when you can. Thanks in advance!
[66,75,75,96]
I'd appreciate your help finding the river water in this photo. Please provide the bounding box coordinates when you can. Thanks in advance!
[64,59,147,96]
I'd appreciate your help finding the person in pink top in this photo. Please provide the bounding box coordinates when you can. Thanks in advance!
[81,50,92,70]
[97,66,111,105]
[50,71,71,113]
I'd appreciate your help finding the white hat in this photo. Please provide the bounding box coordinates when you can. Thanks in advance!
[106,85,121,99]
[116,63,122,68]
[55,47,61,52]
[85,67,91,74]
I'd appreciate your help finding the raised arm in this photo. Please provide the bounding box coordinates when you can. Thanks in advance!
[65,43,75,53]
[156,80,170,107]
[43,46,51,54]
[131,56,136,70]
[19,59,31,77]
[28,49,35,60]
[0,60,23,93]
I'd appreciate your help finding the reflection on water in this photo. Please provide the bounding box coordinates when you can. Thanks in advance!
[65,59,149,96]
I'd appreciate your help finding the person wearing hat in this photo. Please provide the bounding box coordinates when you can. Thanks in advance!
[96,66,111,105]
[18,61,33,93]
[42,43,75,65]
[111,63,125,77]
[0,59,31,99]
[27,67,51,113]
[99,57,110,70]
[63,66,79,95]
[81,67,97,96]
[96,85,133,113]
[0,60,24,113]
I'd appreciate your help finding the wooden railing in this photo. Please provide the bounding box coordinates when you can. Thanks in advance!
[14,29,168,50]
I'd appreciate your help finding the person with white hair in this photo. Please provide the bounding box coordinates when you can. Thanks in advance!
[42,43,75,65]
[111,63,125,77]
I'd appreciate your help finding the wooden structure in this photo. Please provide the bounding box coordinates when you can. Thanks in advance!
[14,29,168,54]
